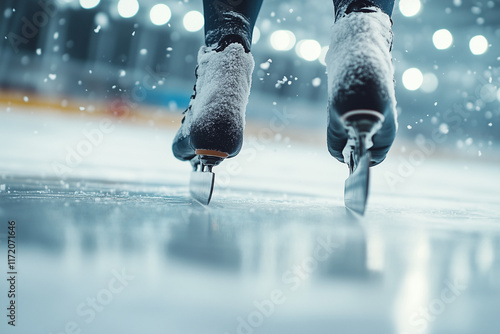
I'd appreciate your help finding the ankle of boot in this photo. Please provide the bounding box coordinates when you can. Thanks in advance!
[335,1,393,21]
[205,12,252,52]
[215,34,251,53]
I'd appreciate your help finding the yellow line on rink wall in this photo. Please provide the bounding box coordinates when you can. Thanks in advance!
[0,90,330,145]
[0,89,183,128]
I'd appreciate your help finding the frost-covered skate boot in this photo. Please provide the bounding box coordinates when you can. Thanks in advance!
[326,1,398,166]
[172,35,254,166]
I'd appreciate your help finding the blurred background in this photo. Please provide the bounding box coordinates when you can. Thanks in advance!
[1,2,500,334]
[0,0,499,155]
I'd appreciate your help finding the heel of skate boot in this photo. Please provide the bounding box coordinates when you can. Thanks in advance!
[341,110,384,135]
[195,149,229,159]
[194,149,229,170]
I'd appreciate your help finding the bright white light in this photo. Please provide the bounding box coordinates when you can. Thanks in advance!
[117,0,139,18]
[469,35,488,55]
[421,73,439,93]
[402,68,423,91]
[183,11,204,32]
[399,0,421,17]
[270,30,296,51]
[80,0,100,9]
[295,39,321,61]
[497,87,500,102]
[150,4,171,25]
[318,46,329,66]
[252,27,261,44]
[432,29,453,50]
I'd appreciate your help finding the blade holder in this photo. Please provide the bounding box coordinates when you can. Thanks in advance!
[341,110,384,172]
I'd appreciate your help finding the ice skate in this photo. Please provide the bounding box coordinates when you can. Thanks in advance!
[326,1,398,214]
[172,35,254,204]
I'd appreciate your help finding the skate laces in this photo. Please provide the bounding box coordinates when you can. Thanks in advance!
[181,66,199,123]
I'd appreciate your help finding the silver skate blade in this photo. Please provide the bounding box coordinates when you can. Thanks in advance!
[344,152,371,215]
[190,171,215,205]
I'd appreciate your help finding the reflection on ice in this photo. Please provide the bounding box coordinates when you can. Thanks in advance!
[168,208,242,271]
[0,177,499,334]
[394,233,432,334]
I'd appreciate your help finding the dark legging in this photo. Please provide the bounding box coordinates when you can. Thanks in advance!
[203,0,264,51]
[334,0,394,17]
[203,0,395,50]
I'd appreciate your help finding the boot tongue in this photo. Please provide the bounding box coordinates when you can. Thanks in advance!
[214,34,250,53]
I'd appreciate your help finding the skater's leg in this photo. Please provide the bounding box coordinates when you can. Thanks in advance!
[327,0,397,165]
[203,0,264,52]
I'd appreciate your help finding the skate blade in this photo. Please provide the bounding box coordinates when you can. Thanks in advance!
[341,110,383,215]
[344,151,371,215]
[190,170,215,205]
[189,150,228,205]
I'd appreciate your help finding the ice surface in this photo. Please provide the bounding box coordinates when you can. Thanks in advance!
[1,108,500,334]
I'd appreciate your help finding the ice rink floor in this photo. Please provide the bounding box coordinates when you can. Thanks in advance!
[1,108,499,334]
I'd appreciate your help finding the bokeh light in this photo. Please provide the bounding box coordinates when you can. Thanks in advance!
[252,27,261,45]
[469,35,488,55]
[421,73,439,93]
[318,46,329,66]
[117,0,139,18]
[402,68,424,91]
[399,0,422,17]
[79,0,100,9]
[183,11,204,32]
[432,29,453,50]
[295,39,321,62]
[95,12,109,29]
[270,30,296,51]
[150,4,171,26]
[480,84,497,103]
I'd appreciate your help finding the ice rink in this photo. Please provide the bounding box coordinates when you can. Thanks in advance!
[1,0,499,332]
[1,107,499,334]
